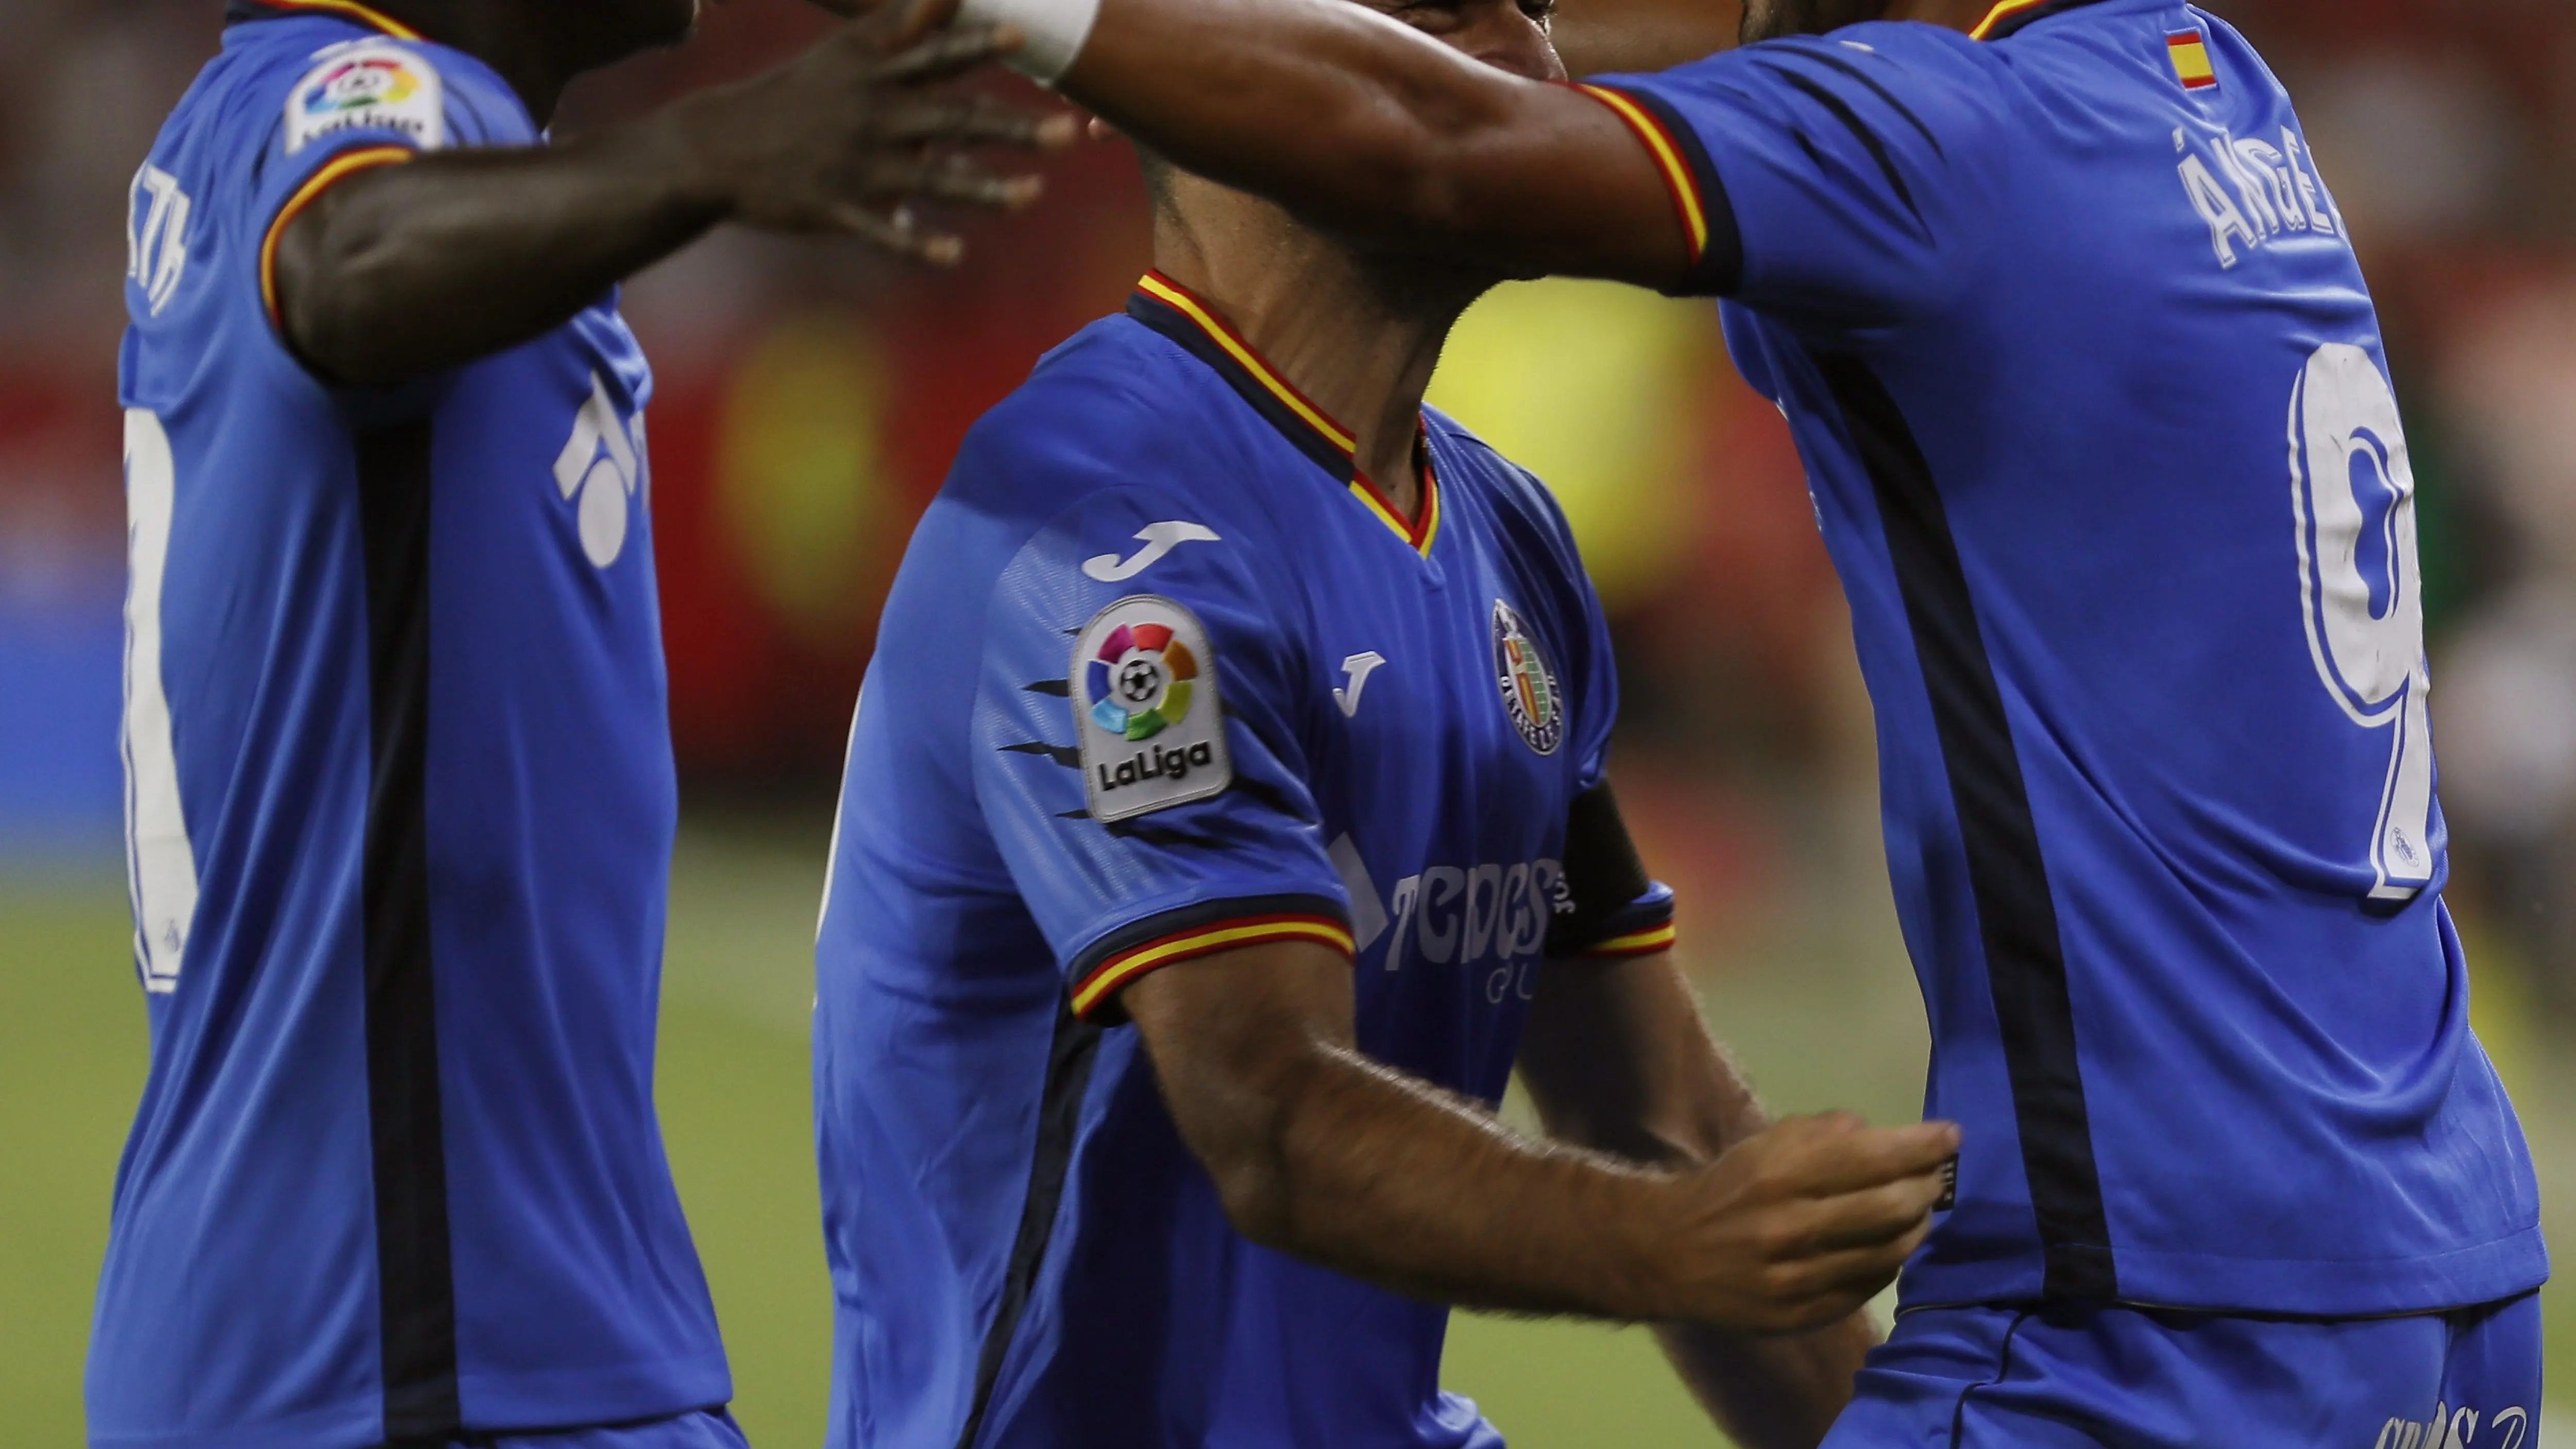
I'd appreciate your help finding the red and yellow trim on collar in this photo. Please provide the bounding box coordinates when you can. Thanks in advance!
[1130,270,1442,558]
[1581,922,1680,958]
[1072,912,1355,1019]
[1347,446,1442,558]
[1573,84,1709,268]
[1137,271,1353,454]
[256,0,421,38]
[260,145,415,331]
[1969,0,2052,39]
[1970,0,2119,41]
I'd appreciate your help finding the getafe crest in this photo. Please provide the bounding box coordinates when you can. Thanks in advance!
[1073,595,1232,822]
[1491,599,1564,757]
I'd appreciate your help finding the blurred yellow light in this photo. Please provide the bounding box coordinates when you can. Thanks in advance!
[1427,279,1717,609]
[715,318,894,640]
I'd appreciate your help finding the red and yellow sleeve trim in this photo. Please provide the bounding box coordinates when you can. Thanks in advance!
[1574,83,1709,268]
[1071,912,1355,1019]
[253,0,421,38]
[259,144,415,332]
[1581,922,1679,958]
[1127,271,1440,558]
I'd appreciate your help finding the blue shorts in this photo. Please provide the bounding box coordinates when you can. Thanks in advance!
[432,1407,748,1449]
[1825,1295,2542,1448]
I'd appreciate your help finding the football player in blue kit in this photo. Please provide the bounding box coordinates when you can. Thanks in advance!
[851,0,2551,1440]
[809,0,1964,1445]
[97,2,1064,1447]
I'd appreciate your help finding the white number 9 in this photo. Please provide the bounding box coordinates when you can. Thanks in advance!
[2290,343,2434,900]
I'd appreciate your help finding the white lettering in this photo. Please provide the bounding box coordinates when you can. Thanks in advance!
[127,164,192,316]
[1385,875,1421,973]
[1462,863,1505,964]
[2283,128,2337,234]
[2179,153,2260,268]
[1416,866,1465,964]
[2215,130,2286,236]
[2231,134,2307,232]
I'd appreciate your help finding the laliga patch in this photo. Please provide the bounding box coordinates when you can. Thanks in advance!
[1491,599,1565,756]
[1073,595,1231,823]
[286,41,444,156]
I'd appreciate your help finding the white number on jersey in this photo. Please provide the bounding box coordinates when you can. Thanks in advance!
[123,408,200,991]
[2289,344,2434,900]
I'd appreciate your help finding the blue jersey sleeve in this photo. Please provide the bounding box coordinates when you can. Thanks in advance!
[226,26,530,338]
[1589,27,2007,324]
[1452,430,1677,960]
[971,474,1352,1024]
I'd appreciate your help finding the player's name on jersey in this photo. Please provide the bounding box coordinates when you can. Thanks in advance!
[2175,124,2340,269]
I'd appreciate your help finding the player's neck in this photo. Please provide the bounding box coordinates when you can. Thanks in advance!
[370,1,581,123]
[1152,214,1482,520]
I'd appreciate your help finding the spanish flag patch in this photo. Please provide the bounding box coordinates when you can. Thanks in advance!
[2167,30,2217,92]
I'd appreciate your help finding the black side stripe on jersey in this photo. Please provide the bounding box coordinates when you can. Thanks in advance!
[1770,42,1945,158]
[954,1006,1103,1449]
[356,419,464,1436]
[1755,62,1924,230]
[999,740,1083,770]
[1808,352,2117,1301]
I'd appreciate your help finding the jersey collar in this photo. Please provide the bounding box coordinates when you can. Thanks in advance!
[1125,271,1441,558]
[225,0,422,40]
[1970,0,2113,42]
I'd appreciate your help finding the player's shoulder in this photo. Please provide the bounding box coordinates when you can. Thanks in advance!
[948,313,1275,528]
[1421,406,1588,577]
[193,14,526,160]
[1631,20,2012,150]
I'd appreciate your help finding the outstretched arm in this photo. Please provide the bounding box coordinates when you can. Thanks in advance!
[276,7,1072,386]
[1123,939,1955,1332]
[1055,0,1707,289]
[1518,952,1877,1449]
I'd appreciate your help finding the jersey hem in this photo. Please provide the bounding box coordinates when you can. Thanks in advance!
[84,1352,732,1449]
[1897,1223,2550,1318]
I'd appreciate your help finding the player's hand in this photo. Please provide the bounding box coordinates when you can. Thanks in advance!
[666,0,1076,263]
[1650,1112,1957,1334]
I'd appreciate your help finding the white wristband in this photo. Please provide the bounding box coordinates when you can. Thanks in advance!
[957,0,1101,86]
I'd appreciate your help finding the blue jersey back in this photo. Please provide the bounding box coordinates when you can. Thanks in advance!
[1592,0,2544,1313]
[814,275,1663,1448]
[93,10,725,1446]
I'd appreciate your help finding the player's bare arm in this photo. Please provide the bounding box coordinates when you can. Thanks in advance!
[1065,0,1690,289]
[275,1,1074,387]
[1518,949,1873,1449]
[1032,0,1979,288]
[1124,939,1958,1334]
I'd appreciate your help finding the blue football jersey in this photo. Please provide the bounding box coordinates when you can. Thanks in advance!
[93,7,726,1446]
[1585,0,2546,1314]
[812,272,1674,1448]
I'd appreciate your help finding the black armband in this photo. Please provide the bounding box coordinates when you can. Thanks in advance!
[1545,782,1678,958]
